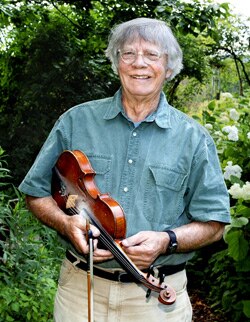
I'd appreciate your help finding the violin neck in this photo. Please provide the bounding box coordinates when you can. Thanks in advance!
[85,210,143,282]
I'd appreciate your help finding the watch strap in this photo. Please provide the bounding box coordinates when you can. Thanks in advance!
[165,230,178,254]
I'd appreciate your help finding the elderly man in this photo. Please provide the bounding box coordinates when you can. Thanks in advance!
[19,17,230,321]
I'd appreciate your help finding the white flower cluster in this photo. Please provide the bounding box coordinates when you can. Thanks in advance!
[221,92,233,99]
[247,132,250,139]
[229,108,240,121]
[228,182,250,200]
[220,113,230,123]
[205,123,213,130]
[222,125,239,141]
[224,161,242,180]
[214,131,223,137]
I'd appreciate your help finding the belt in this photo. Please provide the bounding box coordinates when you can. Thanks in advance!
[66,250,185,283]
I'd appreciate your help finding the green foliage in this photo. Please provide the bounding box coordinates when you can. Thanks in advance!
[0,1,121,184]
[0,0,240,185]
[0,147,11,188]
[0,278,57,322]
[208,15,250,84]
[192,92,250,321]
[156,0,230,38]
[0,150,64,321]
[0,1,249,318]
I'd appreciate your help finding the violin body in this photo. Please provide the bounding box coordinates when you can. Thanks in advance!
[52,150,126,240]
[52,150,176,305]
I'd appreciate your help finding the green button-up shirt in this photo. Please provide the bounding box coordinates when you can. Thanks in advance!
[19,89,231,268]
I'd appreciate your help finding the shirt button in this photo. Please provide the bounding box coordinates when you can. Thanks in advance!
[123,187,129,192]
[133,132,137,137]
[128,159,133,164]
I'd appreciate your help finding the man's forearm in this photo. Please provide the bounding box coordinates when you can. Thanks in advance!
[26,195,69,236]
[172,221,225,253]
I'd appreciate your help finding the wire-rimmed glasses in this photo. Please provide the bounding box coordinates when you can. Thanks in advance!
[118,49,163,65]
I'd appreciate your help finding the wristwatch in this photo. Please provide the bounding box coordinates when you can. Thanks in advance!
[165,230,178,254]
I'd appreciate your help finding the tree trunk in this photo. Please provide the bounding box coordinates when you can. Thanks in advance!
[236,56,250,86]
[167,78,181,104]
[232,53,243,96]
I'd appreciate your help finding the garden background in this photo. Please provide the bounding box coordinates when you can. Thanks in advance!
[0,0,249,321]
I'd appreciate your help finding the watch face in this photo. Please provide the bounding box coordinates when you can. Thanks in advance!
[169,243,177,254]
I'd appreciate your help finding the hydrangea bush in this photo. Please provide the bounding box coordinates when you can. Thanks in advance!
[198,91,250,321]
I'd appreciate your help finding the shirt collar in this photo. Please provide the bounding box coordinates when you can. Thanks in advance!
[104,88,172,129]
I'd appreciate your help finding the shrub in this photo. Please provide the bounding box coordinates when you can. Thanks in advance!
[192,91,250,321]
[0,149,64,321]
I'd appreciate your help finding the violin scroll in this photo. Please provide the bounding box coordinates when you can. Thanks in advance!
[158,286,176,305]
[143,271,176,305]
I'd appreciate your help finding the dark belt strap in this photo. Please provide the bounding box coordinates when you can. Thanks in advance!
[66,250,185,283]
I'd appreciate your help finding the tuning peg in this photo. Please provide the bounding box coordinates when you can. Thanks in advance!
[146,264,155,278]
[159,273,165,285]
[146,288,152,299]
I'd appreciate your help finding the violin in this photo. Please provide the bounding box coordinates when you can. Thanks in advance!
[51,150,176,305]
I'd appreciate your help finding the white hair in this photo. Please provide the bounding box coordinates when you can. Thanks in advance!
[105,18,183,80]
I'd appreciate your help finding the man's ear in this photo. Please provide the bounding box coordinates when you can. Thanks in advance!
[165,69,173,79]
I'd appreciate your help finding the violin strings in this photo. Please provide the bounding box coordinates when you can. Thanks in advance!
[54,169,141,276]
[91,216,145,281]
[89,215,164,292]
[75,205,147,284]
[56,179,155,289]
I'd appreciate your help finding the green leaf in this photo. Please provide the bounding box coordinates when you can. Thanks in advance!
[20,293,29,301]
[202,110,211,118]
[11,302,19,312]
[230,175,244,186]
[236,205,250,218]
[208,100,216,111]
[235,257,250,272]
[192,115,201,121]
[27,311,31,320]
[230,217,249,228]
[224,230,249,261]
[243,300,250,318]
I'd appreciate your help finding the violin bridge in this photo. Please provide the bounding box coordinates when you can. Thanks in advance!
[66,194,78,209]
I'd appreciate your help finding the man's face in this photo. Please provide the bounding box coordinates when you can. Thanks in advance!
[118,39,172,100]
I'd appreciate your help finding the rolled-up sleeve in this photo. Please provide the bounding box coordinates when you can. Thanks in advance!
[19,119,68,197]
[186,135,231,223]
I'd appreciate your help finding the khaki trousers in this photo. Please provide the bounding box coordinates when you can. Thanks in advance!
[54,258,192,322]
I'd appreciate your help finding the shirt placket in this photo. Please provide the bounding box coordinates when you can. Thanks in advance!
[119,127,140,215]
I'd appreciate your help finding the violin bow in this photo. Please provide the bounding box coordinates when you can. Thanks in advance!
[52,150,176,305]
[86,219,94,322]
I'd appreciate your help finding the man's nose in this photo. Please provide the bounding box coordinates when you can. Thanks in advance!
[132,52,147,66]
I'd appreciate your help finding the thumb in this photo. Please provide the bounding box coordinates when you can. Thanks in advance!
[121,233,142,247]
[121,238,129,247]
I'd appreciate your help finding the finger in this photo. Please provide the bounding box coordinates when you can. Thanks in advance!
[93,253,114,263]
[94,247,113,257]
[92,248,114,263]
[74,215,99,236]
[121,234,142,247]
[93,256,113,263]
[89,224,100,238]
[74,232,89,255]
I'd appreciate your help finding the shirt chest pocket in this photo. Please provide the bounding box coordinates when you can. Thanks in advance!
[87,155,112,194]
[143,166,187,226]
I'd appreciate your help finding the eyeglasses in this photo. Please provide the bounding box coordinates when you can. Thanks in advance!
[118,49,163,65]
